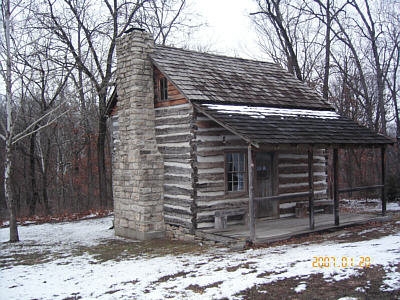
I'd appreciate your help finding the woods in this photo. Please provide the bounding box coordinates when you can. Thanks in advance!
[251,0,400,197]
[0,0,197,241]
[0,0,399,242]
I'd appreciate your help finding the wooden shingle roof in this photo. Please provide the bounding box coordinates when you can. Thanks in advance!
[150,46,393,146]
[194,103,392,146]
[151,46,333,110]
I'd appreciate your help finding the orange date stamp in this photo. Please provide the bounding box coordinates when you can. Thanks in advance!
[312,256,371,268]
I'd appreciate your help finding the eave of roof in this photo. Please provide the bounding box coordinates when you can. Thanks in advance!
[194,103,394,147]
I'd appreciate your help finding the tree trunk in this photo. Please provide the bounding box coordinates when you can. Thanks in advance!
[28,131,39,216]
[42,137,51,216]
[97,90,108,208]
[97,114,107,207]
[105,127,113,208]
[322,0,331,100]
[87,135,93,209]
[4,0,19,242]
[42,170,50,215]
[4,142,19,242]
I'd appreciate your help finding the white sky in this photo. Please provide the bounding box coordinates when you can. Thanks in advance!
[189,0,267,60]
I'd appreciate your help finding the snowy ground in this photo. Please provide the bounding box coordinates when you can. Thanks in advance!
[342,198,400,213]
[1,211,400,299]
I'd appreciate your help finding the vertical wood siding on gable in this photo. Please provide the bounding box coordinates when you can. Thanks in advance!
[154,103,195,229]
[154,67,188,107]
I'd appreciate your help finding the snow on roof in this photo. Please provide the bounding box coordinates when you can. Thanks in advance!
[204,104,340,120]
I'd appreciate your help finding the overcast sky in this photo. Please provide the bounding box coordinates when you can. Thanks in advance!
[190,0,266,60]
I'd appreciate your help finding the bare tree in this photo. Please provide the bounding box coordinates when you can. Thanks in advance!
[0,0,71,241]
[251,0,305,81]
[36,0,202,207]
[136,0,204,46]
[0,0,19,242]
[348,0,392,134]
[301,0,350,99]
[36,0,146,207]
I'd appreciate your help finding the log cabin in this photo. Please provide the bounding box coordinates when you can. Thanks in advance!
[108,29,393,242]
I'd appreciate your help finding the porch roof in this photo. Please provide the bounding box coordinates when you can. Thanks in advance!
[194,102,393,147]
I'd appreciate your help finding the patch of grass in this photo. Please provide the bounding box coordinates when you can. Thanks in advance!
[1,236,210,269]
[153,271,191,283]
[0,250,56,268]
[73,238,209,263]
[236,266,400,300]
[104,289,121,295]
[186,281,224,294]
[257,270,286,278]
[226,261,256,272]
[62,293,82,300]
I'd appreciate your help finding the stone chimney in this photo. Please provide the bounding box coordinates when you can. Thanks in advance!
[113,30,165,240]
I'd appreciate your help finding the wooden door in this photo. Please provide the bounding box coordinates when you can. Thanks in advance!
[255,152,277,218]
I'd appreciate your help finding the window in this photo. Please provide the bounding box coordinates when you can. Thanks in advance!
[159,77,168,101]
[226,152,246,192]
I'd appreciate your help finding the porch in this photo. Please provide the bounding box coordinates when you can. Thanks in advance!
[193,102,393,244]
[197,212,391,245]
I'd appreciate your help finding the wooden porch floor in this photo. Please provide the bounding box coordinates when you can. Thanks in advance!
[196,213,390,245]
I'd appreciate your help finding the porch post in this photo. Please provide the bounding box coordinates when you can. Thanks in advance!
[248,144,256,242]
[308,147,315,230]
[381,146,386,216]
[333,148,339,226]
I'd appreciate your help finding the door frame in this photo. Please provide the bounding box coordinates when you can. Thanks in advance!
[254,151,279,218]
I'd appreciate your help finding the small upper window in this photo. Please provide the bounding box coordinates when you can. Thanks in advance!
[226,152,246,192]
[160,77,168,101]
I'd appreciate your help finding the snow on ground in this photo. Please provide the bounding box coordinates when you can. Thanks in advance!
[0,217,116,254]
[1,216,400,299]
[342,198,400,212]
[294,282,307,293]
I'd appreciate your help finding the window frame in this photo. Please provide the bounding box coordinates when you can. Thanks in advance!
[159,77,168,101]
[224,151,248,195]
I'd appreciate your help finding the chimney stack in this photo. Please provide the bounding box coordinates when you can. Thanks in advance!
[112,30,165,240]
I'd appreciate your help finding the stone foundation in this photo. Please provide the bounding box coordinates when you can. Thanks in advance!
[165,224,199,242]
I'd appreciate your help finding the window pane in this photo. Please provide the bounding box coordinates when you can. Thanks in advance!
[226,153,232,173]
[238,173,244,190]
[160,77,168,100]
[225,152,246,192]
[239,153,245,172]
[235,153,239,172]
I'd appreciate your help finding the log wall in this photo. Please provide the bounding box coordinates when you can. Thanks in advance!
[278,151,328,217]
[154,101,195,230]
[194,114,249,229]
[193,113,328,228]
